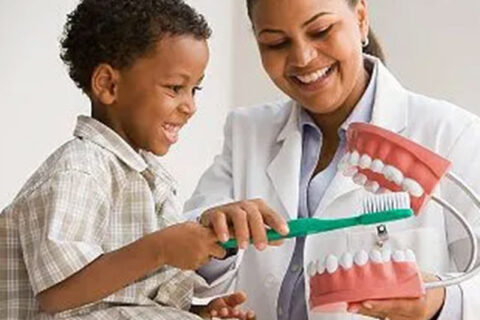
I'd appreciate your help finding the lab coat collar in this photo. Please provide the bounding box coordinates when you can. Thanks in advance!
[268,56,409,219]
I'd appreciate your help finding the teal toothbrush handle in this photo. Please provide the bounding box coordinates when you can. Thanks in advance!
[220,217,358,249]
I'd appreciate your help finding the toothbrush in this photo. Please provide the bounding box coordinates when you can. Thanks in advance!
[220,192,413,249]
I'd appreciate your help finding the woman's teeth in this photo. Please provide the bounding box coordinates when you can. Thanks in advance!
[295,65,332,84]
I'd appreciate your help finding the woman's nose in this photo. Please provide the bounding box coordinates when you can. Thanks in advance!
[289,41,318,68]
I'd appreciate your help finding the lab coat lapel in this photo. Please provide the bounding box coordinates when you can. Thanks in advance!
[314,58,410,216]
[267,102,302,220]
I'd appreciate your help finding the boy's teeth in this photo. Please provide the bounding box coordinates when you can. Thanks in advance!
[325,254,339,273]
[354,250,369,266]
[296,66,330,84]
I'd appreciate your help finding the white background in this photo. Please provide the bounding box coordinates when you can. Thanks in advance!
[1,0,479,209]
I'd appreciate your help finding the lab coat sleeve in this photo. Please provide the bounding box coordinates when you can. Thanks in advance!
[442,117,480,319]
[184,112,236,219]
[185,113,243,299]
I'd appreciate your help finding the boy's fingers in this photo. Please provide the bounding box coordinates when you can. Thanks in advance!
[268,239,284,247]
[224,291,247,307]
[257,201,289,235]
[210,244,227,259]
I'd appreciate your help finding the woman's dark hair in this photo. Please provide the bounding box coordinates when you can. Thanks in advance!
[60,0,212,93]
[246,0,385,63]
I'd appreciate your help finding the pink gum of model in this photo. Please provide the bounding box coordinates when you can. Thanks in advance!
[346,123,451,214]
[309,260,425,313]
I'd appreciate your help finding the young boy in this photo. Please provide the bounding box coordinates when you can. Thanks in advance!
[0,0,253,319]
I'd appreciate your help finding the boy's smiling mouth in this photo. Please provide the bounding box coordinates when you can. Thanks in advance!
[161,122,184,144]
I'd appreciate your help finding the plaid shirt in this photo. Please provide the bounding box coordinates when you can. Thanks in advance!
[0,116,206,319]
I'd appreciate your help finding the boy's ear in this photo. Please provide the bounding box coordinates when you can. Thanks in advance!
[91,64,120,105]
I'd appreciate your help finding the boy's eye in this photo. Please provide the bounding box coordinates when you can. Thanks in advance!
[192,86,203,96]
[167,85,183,94]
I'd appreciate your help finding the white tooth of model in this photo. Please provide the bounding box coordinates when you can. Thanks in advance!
[392,250,406,262]
[365,180,380,193]
[383,165,404,185]
[325,255,339,274]
[343,166,358,177]
[381,248,392,262]
[307,261,317,277]
[402,178,424,198]
[353,173,368,186]
[354,250,369,266]
[317,259,326,275]
[405,249,416,262]
[371,159,385,173]
[338,152,351,171]
[369,249,383,263]
[359,154,372,169]
[339,252,354,269]
[349,150,360,166]
[376,187,391,195]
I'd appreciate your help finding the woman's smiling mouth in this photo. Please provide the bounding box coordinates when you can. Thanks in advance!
[290,63,337,92]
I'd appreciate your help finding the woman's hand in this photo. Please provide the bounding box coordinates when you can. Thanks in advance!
[347,273,445,319]
[199,199,289,250]
[193,291,255,319]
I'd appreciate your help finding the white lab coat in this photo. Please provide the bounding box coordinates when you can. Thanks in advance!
[186,57,480,319]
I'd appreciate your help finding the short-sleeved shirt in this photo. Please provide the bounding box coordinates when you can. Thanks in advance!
[0,116,205,319]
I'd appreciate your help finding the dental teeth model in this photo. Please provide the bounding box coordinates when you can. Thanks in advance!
[337,122,480,290]
[308,248,424,313]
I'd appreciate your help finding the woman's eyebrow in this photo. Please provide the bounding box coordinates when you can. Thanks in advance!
[258,12,332,36]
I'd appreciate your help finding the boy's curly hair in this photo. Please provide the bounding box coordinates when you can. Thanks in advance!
[60,0,211,93]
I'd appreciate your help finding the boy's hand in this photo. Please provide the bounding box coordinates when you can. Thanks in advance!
[156,222,226,270]
[199,199,289,251]
[195,291,255,319]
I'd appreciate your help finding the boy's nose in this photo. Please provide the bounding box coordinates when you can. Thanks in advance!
[178,98,197,116]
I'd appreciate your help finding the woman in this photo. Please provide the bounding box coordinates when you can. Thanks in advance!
[186,0,480,319]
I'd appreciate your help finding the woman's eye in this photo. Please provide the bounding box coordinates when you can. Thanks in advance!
[265,41,289,50]
[311,25,333,39]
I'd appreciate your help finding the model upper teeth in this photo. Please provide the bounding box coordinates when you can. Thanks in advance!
[339,150,425,197]
[296,66,331,84]
[307,249,416,277]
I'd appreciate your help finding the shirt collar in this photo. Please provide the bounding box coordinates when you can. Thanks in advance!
[298,58,378,134]
[73,115,148,172]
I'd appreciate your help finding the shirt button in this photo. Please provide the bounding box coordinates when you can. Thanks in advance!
[291,264,301,272]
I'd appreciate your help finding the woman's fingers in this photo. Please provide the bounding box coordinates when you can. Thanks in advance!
[256,199,289,235]
[208,210,230,242]
[242,202,268,250]
[229,207,251,249]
